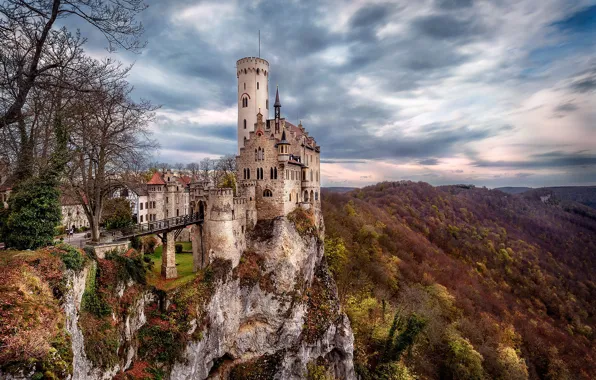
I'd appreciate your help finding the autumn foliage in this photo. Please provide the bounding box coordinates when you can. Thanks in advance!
[322,181,596,379]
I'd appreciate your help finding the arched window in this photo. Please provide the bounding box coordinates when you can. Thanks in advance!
[263,189,272,197]
[315,192,319,201]
[255,149,258,161]
[247,169,250,179]
[244,119,247,129]
[270,167,273,179]
[274,167,277,179]
[304,190,309,202]
[242,97,248,108]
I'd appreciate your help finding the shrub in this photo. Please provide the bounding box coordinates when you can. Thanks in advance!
[5,175,62,250]
[55,225,66,236]
[53,243,86,272]
[175,243,183,254]
[443,330,485,380]
[142,236,158,254]
[105,249,147,285]
[102,198,133,230]
[287,207,317,236]
[131,235,142,250]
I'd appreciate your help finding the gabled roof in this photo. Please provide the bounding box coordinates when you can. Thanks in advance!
[178,175,192,186]
[147,171,166,185]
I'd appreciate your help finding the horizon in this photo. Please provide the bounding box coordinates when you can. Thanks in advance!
[69,0,596,189]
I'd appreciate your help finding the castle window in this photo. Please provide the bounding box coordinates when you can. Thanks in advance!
[315,192,319,201]
[257,68,260,75]
[140,203,143,210]
[274,167,278,179]
[244,119,247,129]
[263,189,273,197]
[177,209,179,216]
[242,97,248,108]
[266,99,269,109]
[255,149,258,161]
[270,167,273,179]
[140,215,143,223]
[166,197,169,204]
[257,82,259,89]
[248,169,250,179]
[244,83,246,90]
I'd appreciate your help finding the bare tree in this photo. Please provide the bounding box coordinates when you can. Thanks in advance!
[173,162,185,173]
[66,72,157,241]
[199,158,212,183]
[186,162,200,178]
[0,0,148,131]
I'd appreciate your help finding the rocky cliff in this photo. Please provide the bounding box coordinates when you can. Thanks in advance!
[50,212,355,379]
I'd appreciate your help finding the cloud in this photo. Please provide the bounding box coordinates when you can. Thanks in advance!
[419,158,440,166]
[473,151,596,169]
[73,0,595,187]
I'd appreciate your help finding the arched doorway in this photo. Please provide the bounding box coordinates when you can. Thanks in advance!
[199,201,205,219]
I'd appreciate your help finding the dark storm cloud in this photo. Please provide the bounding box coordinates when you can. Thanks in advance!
[322,123,498,161]
[413,14,486,40]
[568,67,596,93]
[419,158,440,165]
[473,151,596,169]
[436,0,474,10]
[554,103,578,113]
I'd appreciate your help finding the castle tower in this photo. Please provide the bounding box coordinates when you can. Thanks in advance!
[237,57,270,153]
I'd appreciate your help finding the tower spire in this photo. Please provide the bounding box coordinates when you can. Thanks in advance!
[274,85,281,108]
[274,86,281,133]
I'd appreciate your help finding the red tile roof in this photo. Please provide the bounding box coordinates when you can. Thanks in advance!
[147,171,166,185]
[179,175,191,185]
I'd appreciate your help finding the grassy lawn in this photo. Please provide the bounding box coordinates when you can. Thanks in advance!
[146,241,196,291]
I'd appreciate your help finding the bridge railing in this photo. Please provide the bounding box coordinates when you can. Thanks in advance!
[107,212,204,239]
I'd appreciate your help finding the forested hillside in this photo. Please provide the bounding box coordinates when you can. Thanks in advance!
[322,182,596,380]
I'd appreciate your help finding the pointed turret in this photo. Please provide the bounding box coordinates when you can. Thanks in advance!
[277,124,290,162]
[274,86,281,108]
[274,86,281,133]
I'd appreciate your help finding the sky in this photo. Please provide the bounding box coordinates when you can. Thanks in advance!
[78,0,596,188]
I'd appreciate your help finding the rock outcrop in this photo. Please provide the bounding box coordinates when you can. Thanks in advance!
[63,213,355,379]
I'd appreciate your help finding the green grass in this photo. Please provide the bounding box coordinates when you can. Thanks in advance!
[146,241,196,291]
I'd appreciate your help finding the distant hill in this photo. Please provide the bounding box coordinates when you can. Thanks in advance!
[322,186,357,193]
[496,186,533,194]
[323,181,596,379]
[497,186,596,209]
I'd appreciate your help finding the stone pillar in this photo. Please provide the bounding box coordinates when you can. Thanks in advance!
[161,231,177,279]
[191,224,207,272]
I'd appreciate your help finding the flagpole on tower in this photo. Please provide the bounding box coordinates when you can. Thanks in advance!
[258,30,260,58]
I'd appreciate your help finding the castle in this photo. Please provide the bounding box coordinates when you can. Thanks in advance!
[136,57,321,277]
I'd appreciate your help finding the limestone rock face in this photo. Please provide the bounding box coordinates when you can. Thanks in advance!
[63,215,354,379]
[171,216,355,379]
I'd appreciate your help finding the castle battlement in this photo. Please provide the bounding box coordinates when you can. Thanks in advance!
[233,197,247,205]
[208,188,234,197]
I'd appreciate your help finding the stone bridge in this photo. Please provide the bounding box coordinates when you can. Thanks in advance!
[105,212,205,279]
